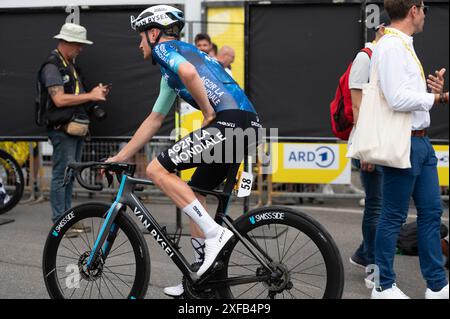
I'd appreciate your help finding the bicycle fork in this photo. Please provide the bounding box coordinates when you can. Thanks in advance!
[86,175,127,270]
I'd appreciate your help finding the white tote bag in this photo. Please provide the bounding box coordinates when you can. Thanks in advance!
[347,59,412,169]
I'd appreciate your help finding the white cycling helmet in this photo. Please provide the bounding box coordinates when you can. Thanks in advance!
[131,5,185,34]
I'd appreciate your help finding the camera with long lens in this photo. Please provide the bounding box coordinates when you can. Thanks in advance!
[92,104,107,121]
[86,103,107,121]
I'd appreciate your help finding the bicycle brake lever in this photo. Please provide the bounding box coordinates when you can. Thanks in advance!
[105,170,114,188]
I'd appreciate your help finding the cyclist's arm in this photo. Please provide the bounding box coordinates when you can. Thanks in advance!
[154,46,215,122]
[177,62,215,122]
[114,78,176,162]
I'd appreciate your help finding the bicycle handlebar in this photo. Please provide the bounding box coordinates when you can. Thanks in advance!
[63,162,136,192]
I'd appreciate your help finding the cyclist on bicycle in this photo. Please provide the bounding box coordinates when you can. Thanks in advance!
[106,5,261,297]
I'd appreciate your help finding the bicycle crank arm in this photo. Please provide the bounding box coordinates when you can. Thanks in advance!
[199,274,271,290]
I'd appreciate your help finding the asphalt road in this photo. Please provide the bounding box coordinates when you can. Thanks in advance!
[0,195,448,299]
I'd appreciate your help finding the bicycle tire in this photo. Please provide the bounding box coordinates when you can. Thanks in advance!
[42,202,151,299]
[216,206,344,299]
[0,149,24,215]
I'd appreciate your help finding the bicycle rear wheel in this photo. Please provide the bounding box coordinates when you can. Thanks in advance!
[217,206,344,299]
[43,203,151,299]
[0,149,24,215]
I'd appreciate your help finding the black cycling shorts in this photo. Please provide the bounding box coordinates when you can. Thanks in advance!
[157,110,262,191]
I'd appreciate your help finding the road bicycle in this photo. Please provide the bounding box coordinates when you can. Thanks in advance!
[0,148,24,215]
[42,161,344,299]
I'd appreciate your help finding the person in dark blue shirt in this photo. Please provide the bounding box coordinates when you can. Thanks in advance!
[107,5,261,298]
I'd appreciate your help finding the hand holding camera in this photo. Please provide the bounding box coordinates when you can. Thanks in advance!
[89,84,107,102]
[104,83,112,96]
[88,83,112,121]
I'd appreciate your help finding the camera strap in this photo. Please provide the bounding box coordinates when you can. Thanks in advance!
[55,49,81,95]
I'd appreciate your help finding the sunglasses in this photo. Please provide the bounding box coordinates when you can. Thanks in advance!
[416,4,430,15]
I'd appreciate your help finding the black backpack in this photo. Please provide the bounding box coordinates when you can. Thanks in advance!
[35,72,48,127]
[397,221,449,256]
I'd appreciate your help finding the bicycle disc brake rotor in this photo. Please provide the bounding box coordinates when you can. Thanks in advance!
[78,251,104,281]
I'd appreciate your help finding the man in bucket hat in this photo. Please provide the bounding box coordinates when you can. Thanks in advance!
[38,23,109,235]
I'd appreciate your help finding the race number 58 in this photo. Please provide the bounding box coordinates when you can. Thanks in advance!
[237,172,253,198]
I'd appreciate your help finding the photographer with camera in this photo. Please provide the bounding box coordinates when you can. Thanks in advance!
[37,23,109,233]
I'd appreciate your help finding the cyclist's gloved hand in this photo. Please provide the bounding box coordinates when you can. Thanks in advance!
[102,156,122,176]
[98,159,114,187]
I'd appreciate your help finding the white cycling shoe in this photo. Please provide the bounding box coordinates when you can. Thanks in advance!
[164,239,205,298]
[164,283,184,298]
[197,227,234,278]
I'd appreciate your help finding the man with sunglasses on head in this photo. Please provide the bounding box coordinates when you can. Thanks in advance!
[370,1,449,299]
[107,5,261,298]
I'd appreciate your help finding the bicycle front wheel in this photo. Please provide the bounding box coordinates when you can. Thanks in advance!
[0,149,24,215]
[43,203,151,299]
[217,206,344,299]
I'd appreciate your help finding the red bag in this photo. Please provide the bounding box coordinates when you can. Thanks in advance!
[330,48,372,140]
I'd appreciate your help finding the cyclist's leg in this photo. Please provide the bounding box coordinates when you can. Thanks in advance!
[188,163,233,246]
[146,119,232,234]
[147,118,236,276]
[163,164,231,296]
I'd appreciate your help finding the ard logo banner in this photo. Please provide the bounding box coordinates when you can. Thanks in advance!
[270,143,351,184]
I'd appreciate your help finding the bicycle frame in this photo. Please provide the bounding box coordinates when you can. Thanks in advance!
[85,163,275,291]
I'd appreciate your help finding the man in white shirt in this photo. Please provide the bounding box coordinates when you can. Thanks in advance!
[371,0,449,299]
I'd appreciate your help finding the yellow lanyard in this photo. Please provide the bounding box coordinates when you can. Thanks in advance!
[384,29,426,83]
[55,50,81,95]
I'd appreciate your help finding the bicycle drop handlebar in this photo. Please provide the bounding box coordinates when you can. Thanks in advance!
[63,162,136,191]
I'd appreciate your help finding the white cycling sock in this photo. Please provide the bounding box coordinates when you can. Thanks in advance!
[191,237,205,263]
[182,200,219,239]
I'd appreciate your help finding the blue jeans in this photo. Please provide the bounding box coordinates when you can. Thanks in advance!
[375,137,447,291]
[48,130,84,223]
[352,159,383,265]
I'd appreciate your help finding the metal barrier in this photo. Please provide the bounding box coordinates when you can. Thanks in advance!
[251,140,450,206]
[0,138,174,201]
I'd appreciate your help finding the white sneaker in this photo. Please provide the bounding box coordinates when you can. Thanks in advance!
[163,283,184,298]
[359,198,365,207]
[365,276,375,289]
[371,284,410,299]
[425,284,449,299]
[197,227,233,277]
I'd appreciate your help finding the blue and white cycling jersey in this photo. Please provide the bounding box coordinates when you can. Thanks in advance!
[152,40,257,114]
